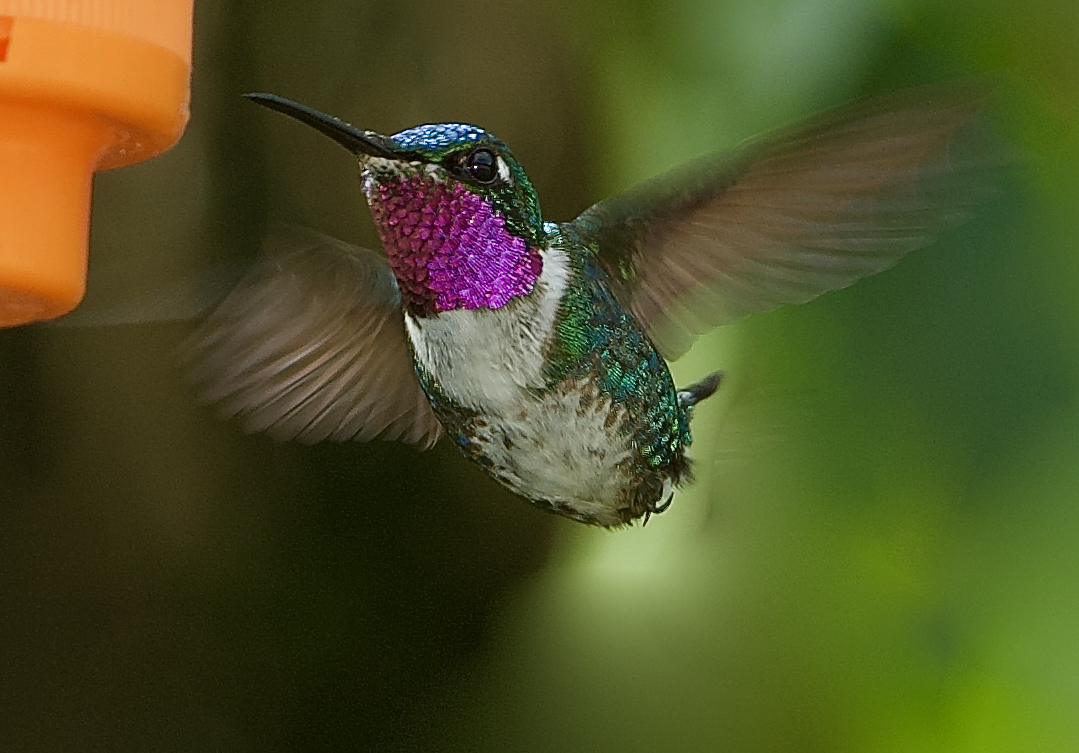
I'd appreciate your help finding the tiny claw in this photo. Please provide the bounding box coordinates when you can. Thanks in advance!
[655,493,674,514]
[642,492,674,526]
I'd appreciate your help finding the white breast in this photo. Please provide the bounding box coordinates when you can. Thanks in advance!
[469,384,637,524]
[404,245,570,414]
[404,244,644,525]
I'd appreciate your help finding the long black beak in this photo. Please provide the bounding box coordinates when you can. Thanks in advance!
[244,93,398,159]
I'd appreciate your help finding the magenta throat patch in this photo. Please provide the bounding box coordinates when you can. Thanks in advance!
[368,174,543,314]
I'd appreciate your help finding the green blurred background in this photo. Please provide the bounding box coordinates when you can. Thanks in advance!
[1,0,1076,750]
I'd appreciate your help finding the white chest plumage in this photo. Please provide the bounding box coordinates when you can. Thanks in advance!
[404,245,569,414]
[403,245,639,525]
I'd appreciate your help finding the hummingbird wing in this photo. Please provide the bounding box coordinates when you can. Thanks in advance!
[569,81,999,360]
[185,226,443,448]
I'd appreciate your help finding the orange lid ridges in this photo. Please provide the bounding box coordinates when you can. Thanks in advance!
[0,0,194,326]
[0,1,192,64]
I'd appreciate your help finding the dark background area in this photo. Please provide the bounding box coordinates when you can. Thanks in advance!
[1,0,1076,750]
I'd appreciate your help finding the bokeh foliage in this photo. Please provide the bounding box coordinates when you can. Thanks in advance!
[0,0,1075,750]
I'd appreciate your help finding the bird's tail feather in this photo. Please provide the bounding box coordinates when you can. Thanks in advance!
[677,370,723,408]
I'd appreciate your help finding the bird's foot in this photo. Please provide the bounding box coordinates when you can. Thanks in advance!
[642,491,674,526]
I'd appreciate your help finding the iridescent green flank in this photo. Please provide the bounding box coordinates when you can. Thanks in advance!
[544,227,692,473]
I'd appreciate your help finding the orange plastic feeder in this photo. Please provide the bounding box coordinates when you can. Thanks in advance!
[0,2,193,326]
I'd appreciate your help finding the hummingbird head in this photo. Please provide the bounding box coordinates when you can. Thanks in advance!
[247,94,546,316]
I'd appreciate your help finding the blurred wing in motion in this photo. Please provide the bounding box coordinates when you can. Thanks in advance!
[185,226,443,448]
[570,81,1000,360]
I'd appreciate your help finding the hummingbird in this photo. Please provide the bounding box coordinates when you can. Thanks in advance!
[186,82,993,527]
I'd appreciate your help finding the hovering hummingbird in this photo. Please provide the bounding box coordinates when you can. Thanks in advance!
[186,82,993,527]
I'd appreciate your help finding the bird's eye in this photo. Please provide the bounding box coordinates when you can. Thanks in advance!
[465,147,499,184]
